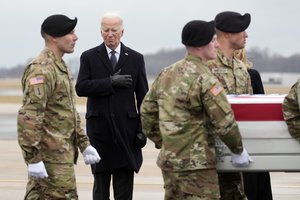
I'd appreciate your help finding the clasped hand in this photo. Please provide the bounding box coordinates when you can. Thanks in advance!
[28,161,48,179]
[82,145,101,165]
[110,69,132,88]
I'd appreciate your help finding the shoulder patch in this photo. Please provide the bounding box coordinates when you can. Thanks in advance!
[210,83,223,96]
[29,76,44,85]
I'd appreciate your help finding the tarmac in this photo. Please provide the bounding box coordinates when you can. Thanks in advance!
[1,103,300,199]
[0,140,164,199]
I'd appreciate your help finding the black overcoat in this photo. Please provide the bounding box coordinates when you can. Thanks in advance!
[243,68,273,200]
[75,42,148,173]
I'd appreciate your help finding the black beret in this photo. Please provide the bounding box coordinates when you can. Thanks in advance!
[215,11,251,33]
[181,20,215,47]
[41,14,77,37]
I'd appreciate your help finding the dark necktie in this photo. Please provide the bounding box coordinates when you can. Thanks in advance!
[110,50,117,70]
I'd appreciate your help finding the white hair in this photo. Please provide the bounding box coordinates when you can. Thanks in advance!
[101,12,124,30]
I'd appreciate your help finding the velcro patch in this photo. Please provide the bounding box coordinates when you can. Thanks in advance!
[212,68,228,74]
[210,84,223,96]
[29,76,44,85]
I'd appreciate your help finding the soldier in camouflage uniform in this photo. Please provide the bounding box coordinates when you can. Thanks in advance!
[283,79,300,141]
[140,20,252,200]
[207,11,253,200]
[17,14,100,200]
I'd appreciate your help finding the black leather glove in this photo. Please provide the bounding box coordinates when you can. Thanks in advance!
[110,70,132,88]
[135,132,147,148]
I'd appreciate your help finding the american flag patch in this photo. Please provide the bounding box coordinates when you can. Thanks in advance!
[210,84,223,96]
[29,76,44,85]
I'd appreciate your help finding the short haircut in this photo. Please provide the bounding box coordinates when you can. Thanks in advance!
[101,12,124,30]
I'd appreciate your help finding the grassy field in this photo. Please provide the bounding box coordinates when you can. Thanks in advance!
[0,79,22,89]
[0,79,87,104]
[0,79,291,104]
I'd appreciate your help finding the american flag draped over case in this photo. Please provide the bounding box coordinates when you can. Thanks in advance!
[216,94,300,172]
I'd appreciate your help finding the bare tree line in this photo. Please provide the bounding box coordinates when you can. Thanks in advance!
[1,47,300,79]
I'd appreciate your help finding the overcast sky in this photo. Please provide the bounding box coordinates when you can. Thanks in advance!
[1,0,299,68]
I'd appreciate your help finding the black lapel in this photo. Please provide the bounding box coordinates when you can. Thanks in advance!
[115,43,129,71]
[96,43,114,74]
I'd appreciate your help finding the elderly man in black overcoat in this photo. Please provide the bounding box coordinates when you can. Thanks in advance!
[75,12,148,200]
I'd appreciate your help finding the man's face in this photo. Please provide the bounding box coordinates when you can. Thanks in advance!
[55,30,78,54]
[101,17,124,50]
[229,31,248,50]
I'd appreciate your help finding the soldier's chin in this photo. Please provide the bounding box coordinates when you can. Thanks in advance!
[209,54,217,60]
[240,43,246,49]
[65,49,75,54]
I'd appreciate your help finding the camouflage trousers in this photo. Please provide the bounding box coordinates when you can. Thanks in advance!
[24,163,78,200]
[218,172,248,200]
[162,168,220,200]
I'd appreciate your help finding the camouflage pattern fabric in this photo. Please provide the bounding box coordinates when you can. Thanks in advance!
[283,79,300,141]
[218,172,247,200]
[24,163,78,200]
[208,49,251,200]
[207,49,253,95]
[162,169,220,200]
[141,54,244,198]
[17,48,90,199]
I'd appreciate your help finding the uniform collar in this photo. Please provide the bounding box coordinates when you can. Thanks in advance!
[43,48,68,72]
[217,48,235,67]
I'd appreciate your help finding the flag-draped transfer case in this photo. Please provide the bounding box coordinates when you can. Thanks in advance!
[216,94,300,172]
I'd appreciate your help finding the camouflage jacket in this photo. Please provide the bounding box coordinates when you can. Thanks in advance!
[207,49,253,95]
[283,79,300,142]
[17,48,90,164]
[140,54,243,172]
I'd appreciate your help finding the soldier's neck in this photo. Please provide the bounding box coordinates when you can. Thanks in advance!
[218,43,234,60]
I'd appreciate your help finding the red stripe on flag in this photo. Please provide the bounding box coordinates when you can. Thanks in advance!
[231,103,284,121]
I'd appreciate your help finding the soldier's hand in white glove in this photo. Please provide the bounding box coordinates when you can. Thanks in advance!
[231,148,253,167]
[82,145,101,165]
[28,161,48,179]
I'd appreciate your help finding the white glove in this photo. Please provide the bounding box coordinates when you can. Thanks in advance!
[231,148,253,167]
[28,161,48,179]
[82,145,101,165]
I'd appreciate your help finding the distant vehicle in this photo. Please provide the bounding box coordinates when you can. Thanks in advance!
[264,77,282,84]
[216,94,300,172]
